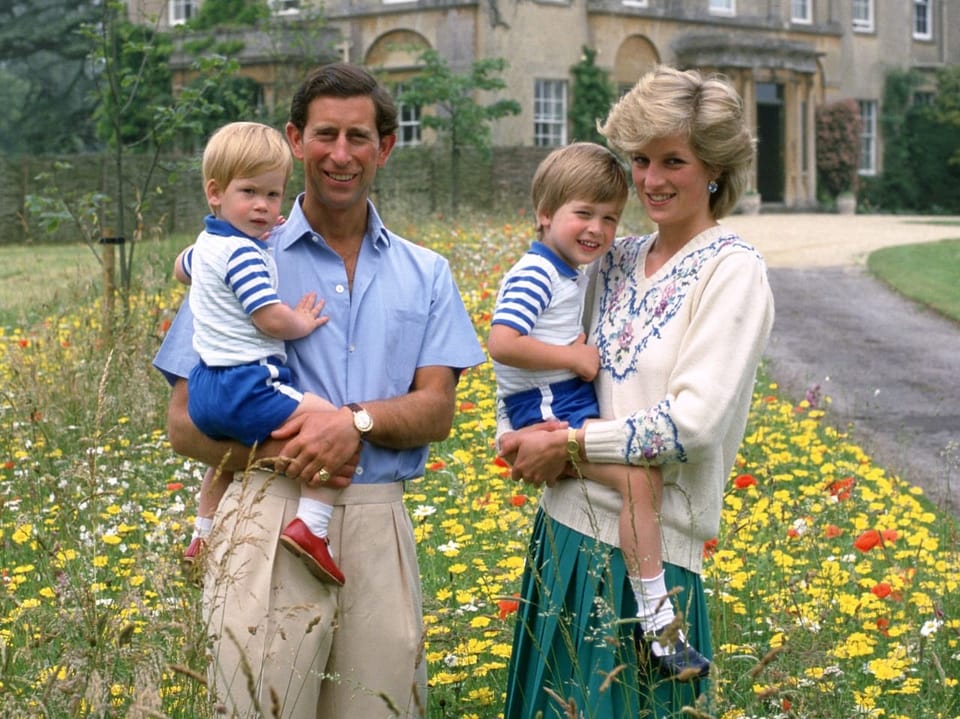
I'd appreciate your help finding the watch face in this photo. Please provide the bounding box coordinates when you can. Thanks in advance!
[354,409,373,433]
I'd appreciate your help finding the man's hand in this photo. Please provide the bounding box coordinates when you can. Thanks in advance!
[270,407,361,487]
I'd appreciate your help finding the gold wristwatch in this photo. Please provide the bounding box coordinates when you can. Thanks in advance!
[566,427,581,463]
[348,402,374,436]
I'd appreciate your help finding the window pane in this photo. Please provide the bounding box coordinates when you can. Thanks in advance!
[394,83,421,148]
[858,100,876,175]
[852,0,873,31]
[534,79,567,147]
[914,0,931,38]
[791,0,811,22]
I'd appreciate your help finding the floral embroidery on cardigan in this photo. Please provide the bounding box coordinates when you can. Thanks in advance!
[595,232,756,381]
[595,231,759,465]
[624,400,687,464]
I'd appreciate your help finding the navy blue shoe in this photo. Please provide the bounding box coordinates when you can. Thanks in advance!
[635,626,710,681]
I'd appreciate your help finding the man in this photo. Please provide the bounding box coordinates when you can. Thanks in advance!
[155,63,486,719]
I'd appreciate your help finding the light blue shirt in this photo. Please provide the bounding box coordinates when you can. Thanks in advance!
[154,195,487,483]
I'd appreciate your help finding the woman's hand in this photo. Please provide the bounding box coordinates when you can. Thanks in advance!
[498,421,570,487]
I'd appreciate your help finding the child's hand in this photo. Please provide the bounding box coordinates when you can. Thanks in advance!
[259,214,286,241]
[568,333,600,381]
[293,292,329,332]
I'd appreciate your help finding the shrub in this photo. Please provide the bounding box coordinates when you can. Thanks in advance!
[816,99,862,198]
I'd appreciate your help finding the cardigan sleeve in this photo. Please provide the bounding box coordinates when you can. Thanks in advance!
[584,247,774,466]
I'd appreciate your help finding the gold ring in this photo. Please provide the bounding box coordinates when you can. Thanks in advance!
[317,468,330,482]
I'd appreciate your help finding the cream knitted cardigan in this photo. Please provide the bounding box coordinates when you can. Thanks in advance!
[539,224,775,574]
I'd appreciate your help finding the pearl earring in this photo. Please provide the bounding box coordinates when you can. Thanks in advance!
[708,180,719,194]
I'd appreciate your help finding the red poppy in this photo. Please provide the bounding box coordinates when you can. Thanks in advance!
[824,524,843,539]
[459,401,475,411]
[876,617,890,636]
[733,474,757,489]
[827,477,856,500]
[159,318,172,334]
[493,456,510,468]
[498,594,520,620]
[510,495,527,507]
[18,339,29,348]
[2,461,14,470]
[428,461,446,472]
[854,528,897,553]
[854,529,882,552]
[702,537,719,559]
[872,582,892,599]
[166,482,184,492]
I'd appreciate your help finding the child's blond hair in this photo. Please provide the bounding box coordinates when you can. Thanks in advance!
[531,142,629,236]
[202,122,293,205]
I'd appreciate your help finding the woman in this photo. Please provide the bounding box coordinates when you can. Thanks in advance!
[499,65,775,718]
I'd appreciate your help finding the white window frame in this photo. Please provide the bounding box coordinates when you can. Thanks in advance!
[534,79,567,147]
[913,0,932,40]
[852,0,874,33]
[709,0,735,16]
[858,100,877,176]
[394,84,421,148]
[791,0,812,24]
[169,0,197,26]
[621,0,648,7]
[269,0,301,15]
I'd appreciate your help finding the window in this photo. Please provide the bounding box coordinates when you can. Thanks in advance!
[913,0,932,40]
[791,0,812,24]
[858,100,877,175]
[913,91,935,106]
[709,0,735,16]
[269,0,301,14]
[169,0,196,25]
[534,79,567,147]
[394,84,421,148]
[852,0,874,32]
[621,0,648,7]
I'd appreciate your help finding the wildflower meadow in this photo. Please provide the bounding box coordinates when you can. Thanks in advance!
[2,218,959,718]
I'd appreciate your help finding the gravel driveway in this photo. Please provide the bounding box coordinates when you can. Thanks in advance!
[720,213,960,515]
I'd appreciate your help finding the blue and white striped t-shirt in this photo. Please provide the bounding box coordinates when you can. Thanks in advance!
[491,241,588,397]
[186,215,285,367]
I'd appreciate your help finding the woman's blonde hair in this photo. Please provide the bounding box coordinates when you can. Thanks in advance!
[600,65,755,219]
[531,142,629,235]
[202,121,293,197]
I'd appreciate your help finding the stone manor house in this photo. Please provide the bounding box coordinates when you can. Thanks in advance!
[126,0,959,210]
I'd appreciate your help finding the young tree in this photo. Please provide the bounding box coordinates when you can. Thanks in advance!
[398,49,521,215]
[568,46,615,144]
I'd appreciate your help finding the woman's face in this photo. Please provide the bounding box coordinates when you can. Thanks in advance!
[630,134,717,238]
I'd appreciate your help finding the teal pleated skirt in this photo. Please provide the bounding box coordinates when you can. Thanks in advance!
[503,509,713,719]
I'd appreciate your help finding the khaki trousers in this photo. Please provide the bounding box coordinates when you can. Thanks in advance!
[202,470,426,718]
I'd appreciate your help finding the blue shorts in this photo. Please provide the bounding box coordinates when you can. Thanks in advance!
[503,376,599,429]
[188,357,303,446]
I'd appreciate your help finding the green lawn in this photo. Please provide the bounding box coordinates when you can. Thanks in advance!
[868,238,960,323]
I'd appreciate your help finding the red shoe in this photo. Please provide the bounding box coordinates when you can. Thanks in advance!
[182,536,205,567]
[279,518,346,586]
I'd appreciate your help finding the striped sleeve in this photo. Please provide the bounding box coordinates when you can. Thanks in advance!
[225,245,280,315]
[181,246,194,279]
[491,265,553,335]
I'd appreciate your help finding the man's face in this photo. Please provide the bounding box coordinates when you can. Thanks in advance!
[286,95,396,213]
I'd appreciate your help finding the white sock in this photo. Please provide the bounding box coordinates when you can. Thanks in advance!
[297,498,333,537]
[629,571,676,635]
[193,516,214,539]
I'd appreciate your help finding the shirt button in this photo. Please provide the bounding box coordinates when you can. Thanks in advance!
[348,344,355,352]
[355,466,364,476]
[335,284,346,293]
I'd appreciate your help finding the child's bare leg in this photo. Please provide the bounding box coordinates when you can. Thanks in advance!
[193,465,234,541]
[285,391,340,536]
[582,464,679,644]
[278,391,345,584]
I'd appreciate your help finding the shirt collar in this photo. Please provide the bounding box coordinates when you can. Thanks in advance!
[529,241,579,278]
[204,214,267,246]
[275,194,392,252]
